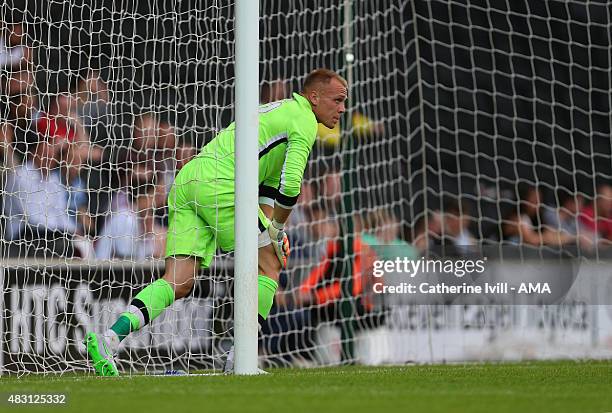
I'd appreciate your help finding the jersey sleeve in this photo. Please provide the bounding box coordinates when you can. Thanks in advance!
[275,116,317,208]
[259,175,280,207]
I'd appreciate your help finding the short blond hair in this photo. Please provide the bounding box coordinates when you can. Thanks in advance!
[302,68,347,92]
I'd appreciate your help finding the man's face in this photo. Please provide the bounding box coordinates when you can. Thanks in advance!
[308,78,347,128]
[135,116,158,151]
[9,24,24,46]
[176,145,196,170]
[323,172,342,204]
[524,188,541,216]
[564,195,583,215]
[597,186,612,217]
[136,192,155,219]
[445,213,461,237]
[10,92,35,120]
[268,80,288,102]
[54,94,75,116]
[34,140,60,171]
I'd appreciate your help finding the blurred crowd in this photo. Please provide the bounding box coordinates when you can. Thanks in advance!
[2,22,612,264]
[1,23,196,260]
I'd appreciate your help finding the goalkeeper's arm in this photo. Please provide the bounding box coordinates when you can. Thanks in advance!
[265,203,292,267]
[258,189,292,267]
[271,203,292,225]
[260,114,316,264]
[258,185,293,225]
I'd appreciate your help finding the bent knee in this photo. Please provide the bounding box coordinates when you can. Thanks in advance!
[258,264,280,281]
[258,245,281,280]
[163,274,195,299]
[173,278,195,299]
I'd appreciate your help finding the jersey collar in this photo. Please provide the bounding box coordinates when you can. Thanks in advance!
[293,92,312,110]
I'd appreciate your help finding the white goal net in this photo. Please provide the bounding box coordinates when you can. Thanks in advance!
[1,0,612,375]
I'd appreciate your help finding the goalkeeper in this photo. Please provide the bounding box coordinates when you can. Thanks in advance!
[84,68,348,376]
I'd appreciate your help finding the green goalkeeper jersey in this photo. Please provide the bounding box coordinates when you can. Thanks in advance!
[197,92,318,208]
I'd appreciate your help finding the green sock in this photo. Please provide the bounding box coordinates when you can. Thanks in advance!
[133,278,176,321]
[258,275,278,319]
[110,315,133,342]
[110,279,175,342]
[122,312,140,330]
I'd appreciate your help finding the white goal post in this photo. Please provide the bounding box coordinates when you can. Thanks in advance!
[233,0,259,375]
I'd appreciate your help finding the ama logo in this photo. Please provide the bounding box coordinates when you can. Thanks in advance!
[518,283,551,294]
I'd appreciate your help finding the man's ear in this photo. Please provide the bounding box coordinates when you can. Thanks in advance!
[308,90,320,106]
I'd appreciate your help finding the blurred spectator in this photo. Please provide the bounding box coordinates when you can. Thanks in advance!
[429,209,443,245]
[260,78,289,104]
[37,92,99,172]
[114,113,158,201]
[361,208,410,246]
[442,199,476,249]
[73,71,118,228]
[3,136,70,238]
[288,218,384,364]
[0,23,33,96]
[75,69,112,163]
[174,136,196,171]
[96,173,166,260]
[502,184,577,247]
[308,200,340,260]
[3,136,81,257]
[123,112,169,181]
[56,142,97,258]
[544,188,584,237]
[579,183,612,242]
[132,112,159,161]
[57,143,88,225]
[158,120,176,151]
[6,88,42,157]
[0,23,31,69]
[152,125,196,226]
[286,181,315,258]
[155,120,187,191]
[0,122,17,242]
[296,233,380,311]
[37,93,85,143]
[312,167,343,218]
[361,207,418,263]
[0,121,17,170]
[410,210,442,253]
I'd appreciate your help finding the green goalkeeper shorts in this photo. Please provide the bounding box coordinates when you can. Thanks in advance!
[165,156,271,268]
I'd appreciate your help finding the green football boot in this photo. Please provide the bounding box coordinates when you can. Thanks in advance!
[84,332,119,377]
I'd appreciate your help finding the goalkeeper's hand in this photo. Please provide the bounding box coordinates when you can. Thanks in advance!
[268,220,290,268]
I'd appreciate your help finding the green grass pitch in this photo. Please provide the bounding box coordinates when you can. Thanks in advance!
[2,361,611,412]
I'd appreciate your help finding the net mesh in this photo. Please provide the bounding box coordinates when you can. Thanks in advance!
[1,0,611,375]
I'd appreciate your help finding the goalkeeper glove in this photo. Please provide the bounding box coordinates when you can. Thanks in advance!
[268,219,290,268]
